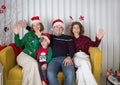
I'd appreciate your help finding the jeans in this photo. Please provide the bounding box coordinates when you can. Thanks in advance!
[47,57,75,85]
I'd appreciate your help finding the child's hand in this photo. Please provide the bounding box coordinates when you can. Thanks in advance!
[41,64,47,70]
[13,23,19,34]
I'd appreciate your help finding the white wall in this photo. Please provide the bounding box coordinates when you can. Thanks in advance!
[0,0,120,77]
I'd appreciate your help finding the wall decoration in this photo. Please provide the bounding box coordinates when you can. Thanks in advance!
[0,0,16,45]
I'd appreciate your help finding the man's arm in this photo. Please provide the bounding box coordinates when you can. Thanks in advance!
[63,36,75,66]
[67,38,75,58]
[18,20,31,31]
[26,26,31,31]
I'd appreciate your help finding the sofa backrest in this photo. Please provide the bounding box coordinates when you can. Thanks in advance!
[0,46,16,71]
[8,43,24,56]
[0,46,6,51]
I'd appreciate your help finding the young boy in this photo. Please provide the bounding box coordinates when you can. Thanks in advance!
[36,33,52,85]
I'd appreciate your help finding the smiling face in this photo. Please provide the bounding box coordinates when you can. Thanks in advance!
[72,24,80,36]
[53,25,64,36]
[69,21,84,37]
[32,22,41,32]
[40,38,49,49]
[31,22,44,33]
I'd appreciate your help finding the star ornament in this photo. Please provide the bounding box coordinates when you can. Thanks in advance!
[79,16,84,21]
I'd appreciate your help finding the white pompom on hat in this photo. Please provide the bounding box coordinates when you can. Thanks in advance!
[52,19,64,28]
[31,16,41,24]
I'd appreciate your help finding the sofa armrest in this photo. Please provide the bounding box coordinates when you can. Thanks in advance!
[0,46,17,71]
[89,47,102,84]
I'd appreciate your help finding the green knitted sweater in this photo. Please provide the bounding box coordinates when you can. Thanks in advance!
[14,31,40,59]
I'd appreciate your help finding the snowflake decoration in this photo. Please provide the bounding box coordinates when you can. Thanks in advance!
[79,15,84,21]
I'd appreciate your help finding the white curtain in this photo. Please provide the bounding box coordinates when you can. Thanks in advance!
[0,0,120,80]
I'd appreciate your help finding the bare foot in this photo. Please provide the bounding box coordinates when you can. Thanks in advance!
[42,81,47,85]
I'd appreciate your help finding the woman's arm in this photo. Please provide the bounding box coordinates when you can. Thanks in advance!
[88,28,104,47]
[13,23,27,47]
[96,28,104,40]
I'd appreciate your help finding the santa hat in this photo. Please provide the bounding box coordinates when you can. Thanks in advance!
[31,16,41,24]
[41,33,50,44]
[52,19,64,28]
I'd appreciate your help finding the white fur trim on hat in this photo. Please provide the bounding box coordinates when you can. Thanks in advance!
[53,22,64,28]
[41,36,50,44]
[31,20,40,24]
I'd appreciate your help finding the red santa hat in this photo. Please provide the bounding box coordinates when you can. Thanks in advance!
[52,19,64,28]
[41,33,50,44]
[31,16,41,24]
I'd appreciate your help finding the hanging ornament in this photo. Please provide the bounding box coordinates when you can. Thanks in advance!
[1,5,6,9]
[4,27,9,32]
[0,4,6,14]
[0,9,3,13]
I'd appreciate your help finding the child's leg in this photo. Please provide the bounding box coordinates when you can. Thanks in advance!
[40,63,48,85]
[42,81,47,85]
[41,69,48,84]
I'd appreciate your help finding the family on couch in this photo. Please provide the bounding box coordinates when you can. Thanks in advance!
[13,16,104,85]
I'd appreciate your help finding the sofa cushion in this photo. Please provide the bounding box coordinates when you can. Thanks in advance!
[8,65,23,80]
[57,72,65,85]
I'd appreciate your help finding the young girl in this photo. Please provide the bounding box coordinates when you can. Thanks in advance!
[68,21,104,85]
[36,33,52,85]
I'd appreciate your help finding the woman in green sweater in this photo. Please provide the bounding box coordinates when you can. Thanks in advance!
[13,16,44,85]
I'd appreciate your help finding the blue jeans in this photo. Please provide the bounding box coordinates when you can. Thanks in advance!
[47,57,75,85]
